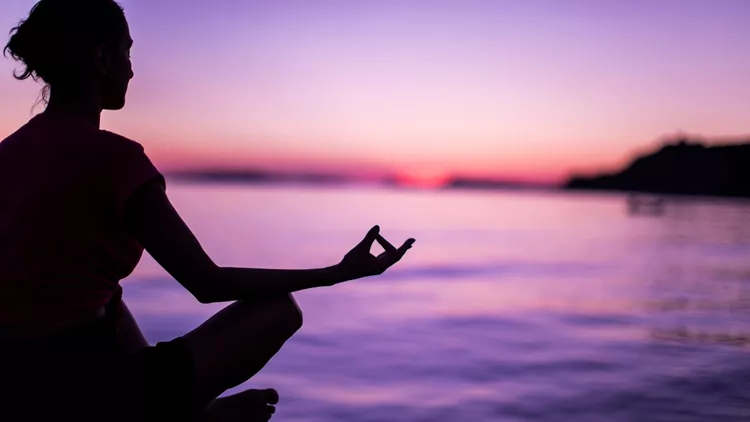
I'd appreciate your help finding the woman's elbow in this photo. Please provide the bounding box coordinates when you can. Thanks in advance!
[194,290,217,304]
[191,280,223,304]
[178,267,221,304]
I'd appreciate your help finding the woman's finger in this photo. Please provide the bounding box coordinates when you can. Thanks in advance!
[398,238,415,254]
[356,225,380,251]
[377,238,415,267]
[376,234,397,253]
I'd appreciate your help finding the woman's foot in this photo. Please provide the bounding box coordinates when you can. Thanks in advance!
[202,388,278,421]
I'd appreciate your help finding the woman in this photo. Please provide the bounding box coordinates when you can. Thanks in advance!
[0,1,415,421]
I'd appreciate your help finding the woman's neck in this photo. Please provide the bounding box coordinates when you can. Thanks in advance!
[44,86,102,129]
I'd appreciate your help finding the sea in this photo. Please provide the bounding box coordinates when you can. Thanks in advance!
[123,181,750,422]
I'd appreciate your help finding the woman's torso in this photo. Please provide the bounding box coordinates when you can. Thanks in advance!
[0,112,162,340]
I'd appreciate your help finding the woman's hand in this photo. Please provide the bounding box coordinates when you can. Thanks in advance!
[334,225,415,282]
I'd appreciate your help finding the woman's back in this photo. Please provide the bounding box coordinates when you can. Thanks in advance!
[0,112,163,330]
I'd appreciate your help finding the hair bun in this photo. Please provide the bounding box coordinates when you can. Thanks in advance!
[5,16,43,81]
[4,0,126,85]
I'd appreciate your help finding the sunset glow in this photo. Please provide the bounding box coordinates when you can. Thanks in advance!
[2,0,749,183]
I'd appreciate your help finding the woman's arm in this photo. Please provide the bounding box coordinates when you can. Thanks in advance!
[123,180,413,304]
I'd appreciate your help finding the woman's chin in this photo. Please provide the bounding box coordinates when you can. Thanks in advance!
[102,99,126,111]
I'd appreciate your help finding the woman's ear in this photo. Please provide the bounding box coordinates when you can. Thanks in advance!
[94,43,111,76]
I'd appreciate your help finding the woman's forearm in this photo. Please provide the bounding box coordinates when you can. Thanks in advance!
[195,265,348,303]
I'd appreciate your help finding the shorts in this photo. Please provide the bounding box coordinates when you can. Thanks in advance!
[0,314,195,422]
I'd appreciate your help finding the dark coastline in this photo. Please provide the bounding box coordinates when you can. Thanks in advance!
[565,138,750,199]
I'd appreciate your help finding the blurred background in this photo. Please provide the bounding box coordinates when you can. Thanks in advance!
[3,1,750,420]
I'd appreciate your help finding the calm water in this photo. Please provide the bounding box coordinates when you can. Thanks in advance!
[124,182,750,422]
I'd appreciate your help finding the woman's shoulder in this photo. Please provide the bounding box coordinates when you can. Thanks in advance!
[4,113,147,156]
[95,129,146,153]
[81,128,154,169]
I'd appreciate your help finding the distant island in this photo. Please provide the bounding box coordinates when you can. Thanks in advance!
[441,176,547,191]
[566,137,750,198]
[166,169,350,185]
[167,169,549,191]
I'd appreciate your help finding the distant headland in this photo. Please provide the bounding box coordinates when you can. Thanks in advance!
[566,136,750,198]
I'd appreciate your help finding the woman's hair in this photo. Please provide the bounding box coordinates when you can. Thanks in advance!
[3,0,127,98]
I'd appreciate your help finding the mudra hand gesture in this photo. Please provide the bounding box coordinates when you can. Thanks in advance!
[335,225,415,281]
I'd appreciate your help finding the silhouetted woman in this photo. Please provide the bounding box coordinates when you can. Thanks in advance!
[0,1,414,421]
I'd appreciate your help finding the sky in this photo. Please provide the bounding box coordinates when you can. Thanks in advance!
[1,0,749,184]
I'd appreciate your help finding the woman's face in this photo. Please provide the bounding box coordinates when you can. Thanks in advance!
[100,20,133,110]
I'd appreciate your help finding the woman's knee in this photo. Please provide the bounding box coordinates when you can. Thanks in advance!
[239,293,302,333]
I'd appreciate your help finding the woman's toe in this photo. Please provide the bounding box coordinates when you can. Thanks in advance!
[263,388,279,405]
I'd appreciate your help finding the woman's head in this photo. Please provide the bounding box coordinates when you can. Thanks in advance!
[4,0,133,110]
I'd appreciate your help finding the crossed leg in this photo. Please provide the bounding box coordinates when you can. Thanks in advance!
[119,294,303,421]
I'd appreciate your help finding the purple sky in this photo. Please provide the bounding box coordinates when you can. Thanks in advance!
[2,0,749,183]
